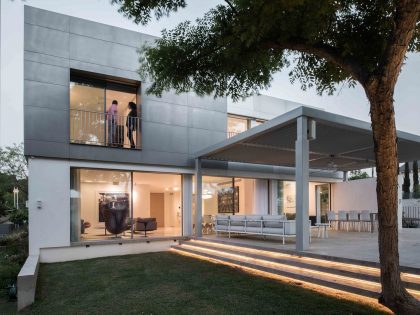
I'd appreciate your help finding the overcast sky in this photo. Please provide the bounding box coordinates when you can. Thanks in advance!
[1,0,419,146]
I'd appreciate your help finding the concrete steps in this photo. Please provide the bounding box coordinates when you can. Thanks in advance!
[171,238,420,300]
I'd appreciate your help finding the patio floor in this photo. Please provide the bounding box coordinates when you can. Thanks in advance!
[204,228,420,269]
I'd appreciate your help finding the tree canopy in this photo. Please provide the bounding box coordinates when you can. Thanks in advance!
[113,0,419,100]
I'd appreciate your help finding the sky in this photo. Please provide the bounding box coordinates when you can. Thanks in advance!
[0,0,419,146]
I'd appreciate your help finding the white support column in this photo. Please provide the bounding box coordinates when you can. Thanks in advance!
[268,179,278,215]
[295,116,310,251]
[195,159,203,237]
[182,174,193,236]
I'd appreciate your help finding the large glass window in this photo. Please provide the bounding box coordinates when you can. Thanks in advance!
[202,176,271,217]
[227,115,248,138]
[70,168,182,242]
[70,75,140,149]
[227,115,266,138]
[277,181,296,219]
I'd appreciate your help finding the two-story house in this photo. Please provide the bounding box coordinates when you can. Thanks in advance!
[26,6,400,262]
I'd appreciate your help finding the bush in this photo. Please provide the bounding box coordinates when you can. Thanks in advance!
[9,208,28,226]
[0,229,28,291]
[413,184,420,199]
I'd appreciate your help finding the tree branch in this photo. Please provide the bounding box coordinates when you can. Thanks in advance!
[376,0,420,89]
[262,39,368,84]
[224,0,237,14]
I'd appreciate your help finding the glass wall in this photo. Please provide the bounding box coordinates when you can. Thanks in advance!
[227,116,248,138]
[70,168,182,242]
[202,176,275,217]
[70,75,140,149]
[276,180,331,223]
[70,81,105,145]
[227,114,266,138]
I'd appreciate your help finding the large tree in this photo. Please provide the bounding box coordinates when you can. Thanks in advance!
[112,0,420,313]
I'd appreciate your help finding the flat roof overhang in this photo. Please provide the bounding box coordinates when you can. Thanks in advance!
[195,107,420,172]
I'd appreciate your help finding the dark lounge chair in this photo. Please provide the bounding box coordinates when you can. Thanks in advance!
[104,201,129,236]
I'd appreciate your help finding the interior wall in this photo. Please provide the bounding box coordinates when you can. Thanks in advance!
[253,179,269,215]
[80,182,131,228]
[133,183,150,218]
[309,182,318,216]
[164,191,181,228]
[331,178,377,211]
[150,193,164,227]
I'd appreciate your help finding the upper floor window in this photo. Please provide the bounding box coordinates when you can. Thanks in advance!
[70,72,141,149]
[227,114,265,138]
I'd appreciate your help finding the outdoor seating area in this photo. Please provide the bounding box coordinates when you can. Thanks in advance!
[327,210,378,232]
[214,215,312,244]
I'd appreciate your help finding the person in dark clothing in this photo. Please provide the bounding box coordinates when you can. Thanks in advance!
[126,101,138,149]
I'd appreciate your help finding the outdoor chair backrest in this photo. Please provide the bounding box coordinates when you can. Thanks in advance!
[327,211,337,221]
[348,210,359,221]
[338,211,348,221]
[202,215,213,224]
[360,210,371,221]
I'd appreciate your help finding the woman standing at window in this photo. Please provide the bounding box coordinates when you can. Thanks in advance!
[126,102,138,149]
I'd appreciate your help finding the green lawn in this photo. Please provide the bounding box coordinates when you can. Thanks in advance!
[1,252,387,314]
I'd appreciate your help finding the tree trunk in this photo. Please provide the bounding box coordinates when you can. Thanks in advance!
[367,84,420,314]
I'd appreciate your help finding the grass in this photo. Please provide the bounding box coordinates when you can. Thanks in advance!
[0,228,28,314]
[0,251,389,314]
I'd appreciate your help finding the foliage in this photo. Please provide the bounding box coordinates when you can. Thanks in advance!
[349,170,370,181]
[112,0,186,25]
[0,144,27,181]
[0,228,28,298]
[114,1,419,100]
[22,252,386,314]
[402,162,411,199]
[0,144,28,216]
[413,184,420,199]
[413,161,419,184]
[9,208,28,226]
[412,161,420,198]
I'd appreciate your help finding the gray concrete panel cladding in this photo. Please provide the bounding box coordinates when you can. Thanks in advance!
[23,6,227,167]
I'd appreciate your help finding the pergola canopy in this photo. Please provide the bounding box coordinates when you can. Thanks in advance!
[195,107,420,172]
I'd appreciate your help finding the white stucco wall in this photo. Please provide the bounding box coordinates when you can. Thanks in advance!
[28,158,70,255]
[331,178,378,211]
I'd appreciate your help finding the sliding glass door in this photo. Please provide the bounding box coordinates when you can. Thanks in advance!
[70,168,182,242]
[69,75,140,148]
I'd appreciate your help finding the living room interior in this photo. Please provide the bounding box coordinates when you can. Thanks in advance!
[71,169,182,241]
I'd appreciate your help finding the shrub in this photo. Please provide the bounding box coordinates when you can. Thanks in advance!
[0,229,28,291]
[413,184,420,199]
[9,208,28,226]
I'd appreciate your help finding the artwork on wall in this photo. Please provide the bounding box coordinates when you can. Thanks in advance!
[98,192,129,222]
[217,186,239,213]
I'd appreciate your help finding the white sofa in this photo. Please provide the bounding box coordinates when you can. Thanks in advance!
[214,214,310,244]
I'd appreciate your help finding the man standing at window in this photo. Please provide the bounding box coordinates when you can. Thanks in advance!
[107,100,118,145]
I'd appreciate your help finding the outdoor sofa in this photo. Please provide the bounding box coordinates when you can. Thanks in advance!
[214,215,310,244]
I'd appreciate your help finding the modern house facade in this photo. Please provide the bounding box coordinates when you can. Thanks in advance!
[25,6,403,263]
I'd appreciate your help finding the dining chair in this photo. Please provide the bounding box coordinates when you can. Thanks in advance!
[338,211,348,231]
[327,211,338,230]
[348,210,360,231]
[360,210,371,232]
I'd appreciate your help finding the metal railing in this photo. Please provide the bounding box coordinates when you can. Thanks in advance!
[70,109,141,149]
[402,206,420,228]
[227,131,240,138]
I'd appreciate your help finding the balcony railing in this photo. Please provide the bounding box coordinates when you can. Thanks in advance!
[227,131,240,138]
[70,109,141,149]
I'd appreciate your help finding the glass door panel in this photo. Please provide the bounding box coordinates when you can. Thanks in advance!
[316,184,330,223]
[70,81,105,145]
[105,86,138,148]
